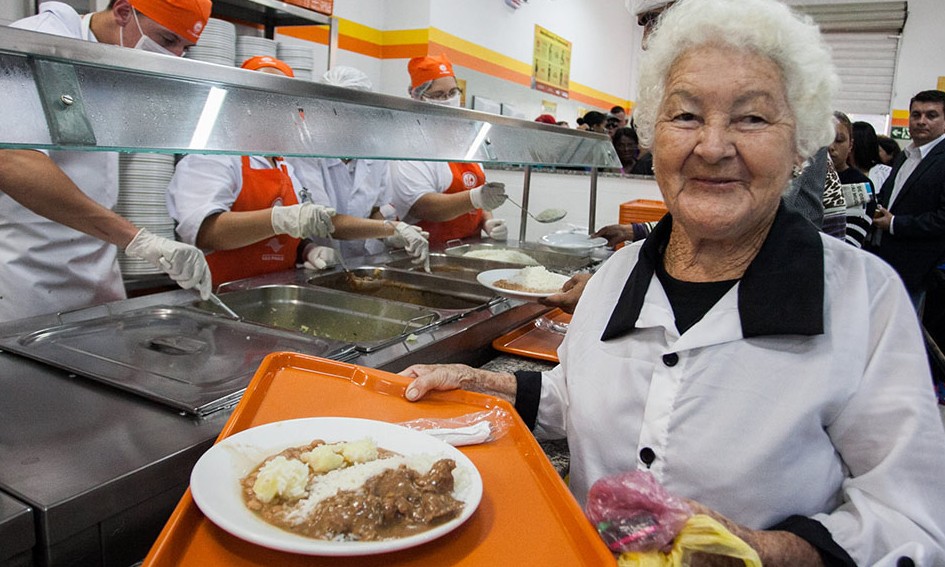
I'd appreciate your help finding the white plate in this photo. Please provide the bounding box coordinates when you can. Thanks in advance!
[476,268,569,301]
[539,232,607,252]
[189,417,482,556]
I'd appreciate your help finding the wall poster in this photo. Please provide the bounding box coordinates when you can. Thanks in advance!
[532,25,571,99]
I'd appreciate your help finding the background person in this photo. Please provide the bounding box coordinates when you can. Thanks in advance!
[390,54,508,246]
[167,57,427,286]
[402,1,945,564]
[828,111,874,247]
[290,66,422,268]
[851,120,893,191]
[867,89,945,309]
[0,0,214,323]
[877,134,902,165]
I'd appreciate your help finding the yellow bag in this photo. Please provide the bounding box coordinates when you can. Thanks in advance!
[617,515,763,567]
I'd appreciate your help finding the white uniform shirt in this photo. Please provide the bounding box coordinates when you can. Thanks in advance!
[389,160,457,224]
[166,154,306,249]
[290,158,392,258]
[535,209,945,565]
[1,3,122,322]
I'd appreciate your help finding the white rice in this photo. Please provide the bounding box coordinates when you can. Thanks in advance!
[506,266,567,292]
[283,453,466,526]
[463,249,539,265]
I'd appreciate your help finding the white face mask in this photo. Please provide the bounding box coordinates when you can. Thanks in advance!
[423,93,462,108]
[120,8,176,56]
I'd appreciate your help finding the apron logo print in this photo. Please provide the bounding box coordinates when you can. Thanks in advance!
[265,238,284,253]
[462,172,478,188]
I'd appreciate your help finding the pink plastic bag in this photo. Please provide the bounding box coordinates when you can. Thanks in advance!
[585,470,692,553]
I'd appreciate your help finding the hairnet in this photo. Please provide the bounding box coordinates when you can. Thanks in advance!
[241,55,295,77]
[322,66,373,91]
[128,0,211,43]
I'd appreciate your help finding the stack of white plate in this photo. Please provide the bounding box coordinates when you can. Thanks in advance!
[116,153,177,276]
[184,18,236,67]
[235,35,277,67]
[277,42,315,81]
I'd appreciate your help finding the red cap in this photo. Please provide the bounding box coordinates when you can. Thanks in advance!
[129,0,211,44]
[241,56,295,77]
[535,114,557,125]
[407,54,455,89]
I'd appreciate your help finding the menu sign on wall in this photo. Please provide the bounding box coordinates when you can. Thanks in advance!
[532,25,571,99]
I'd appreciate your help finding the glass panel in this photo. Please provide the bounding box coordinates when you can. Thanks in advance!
[0,27,620,168]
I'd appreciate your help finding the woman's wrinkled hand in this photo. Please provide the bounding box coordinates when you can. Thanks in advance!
[539,272,592,314]
[400,364,517,404]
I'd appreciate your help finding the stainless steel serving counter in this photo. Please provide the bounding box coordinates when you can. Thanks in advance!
[0,256,559,565]
[0,490,34,567]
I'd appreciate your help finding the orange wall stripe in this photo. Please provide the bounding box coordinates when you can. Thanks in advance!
[429,42,530,87]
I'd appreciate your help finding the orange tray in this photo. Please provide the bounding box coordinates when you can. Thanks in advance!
[143,352,612,566]
[492,309,572,363]
[619,199,668,224]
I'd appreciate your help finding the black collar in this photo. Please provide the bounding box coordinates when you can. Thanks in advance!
[601,202,825,341]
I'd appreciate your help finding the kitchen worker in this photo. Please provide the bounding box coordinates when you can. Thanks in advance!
[0,0,213,323]
[390,54,509,247]
[166,56,428,286]
[290,66,425,269]
[400,0,945,564]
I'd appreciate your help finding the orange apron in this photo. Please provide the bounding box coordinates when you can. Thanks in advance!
[206,156,301,286]
[418,162,486,247]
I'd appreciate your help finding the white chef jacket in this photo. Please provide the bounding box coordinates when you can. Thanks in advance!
[389,160,458,225]
[290,158,392,258]
[534,207,945,565]
[1,3,123,322]
[166,154,306,249]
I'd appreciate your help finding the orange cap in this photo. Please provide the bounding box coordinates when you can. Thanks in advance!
[241,55,295,77]
[407,54,455,89]
[129,0,212,43]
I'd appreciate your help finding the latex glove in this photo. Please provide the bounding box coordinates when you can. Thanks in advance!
[303,244,337,270]
[387,222,430,270]
[271,203,335,238]
[468,182,507,211]
[125,228,212,300]
[483,218,508,241]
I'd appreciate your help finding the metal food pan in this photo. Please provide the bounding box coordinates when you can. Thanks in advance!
[195,285,441,352]
[443,242,597,273]
[384,253,525,282]
[307,267,499,311]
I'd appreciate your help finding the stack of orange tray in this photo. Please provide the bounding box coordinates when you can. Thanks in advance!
[492,309,572,363]
[143,352,613,566]
[618,199,668,224]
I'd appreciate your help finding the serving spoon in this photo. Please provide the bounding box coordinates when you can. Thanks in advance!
[504,196,567,223]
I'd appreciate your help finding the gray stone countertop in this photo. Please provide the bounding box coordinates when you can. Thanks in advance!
[479,354,570,478]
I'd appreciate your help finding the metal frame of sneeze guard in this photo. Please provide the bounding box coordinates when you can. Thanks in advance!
[0,27,619,168]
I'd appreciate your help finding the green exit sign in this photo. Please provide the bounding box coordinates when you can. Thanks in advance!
[891,126,911,140]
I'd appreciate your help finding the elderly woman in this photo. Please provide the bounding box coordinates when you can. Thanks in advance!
[400,0,945,564]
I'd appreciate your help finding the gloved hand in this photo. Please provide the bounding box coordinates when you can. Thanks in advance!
[302,244,337,270]
[271,203,335,238]
[125,228,212,300]
[483,218,508,241]
[468,182,507,211]
[386,221,430,270]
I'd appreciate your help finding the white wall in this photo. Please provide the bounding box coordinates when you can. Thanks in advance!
[889,0,945,109]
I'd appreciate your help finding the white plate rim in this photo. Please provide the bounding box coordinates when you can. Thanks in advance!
[539,232,607,251]
[476,268,568,301]
[189,417,483,556]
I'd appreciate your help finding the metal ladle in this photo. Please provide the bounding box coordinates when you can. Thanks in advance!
[504,196,567,223]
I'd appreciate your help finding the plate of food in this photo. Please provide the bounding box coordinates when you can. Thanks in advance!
[189,417,482,556]
[477,267,570,301]
[539,232,608,252]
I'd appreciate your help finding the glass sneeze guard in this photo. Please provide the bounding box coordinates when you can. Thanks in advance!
[0,27,619,168]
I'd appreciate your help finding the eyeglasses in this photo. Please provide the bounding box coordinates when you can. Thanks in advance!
[422,88,462,101]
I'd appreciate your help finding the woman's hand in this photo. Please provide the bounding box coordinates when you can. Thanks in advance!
[400,364,517,404]
[540,272,592,314]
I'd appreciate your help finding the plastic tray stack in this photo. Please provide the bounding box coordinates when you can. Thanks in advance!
[236,35,277,67]
[184,18,236,67]
[277,42,316,81]
[618,199,668,224]
[115,153,176,276]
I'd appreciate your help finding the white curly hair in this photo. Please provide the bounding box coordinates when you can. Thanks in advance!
[633,0,839,161]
